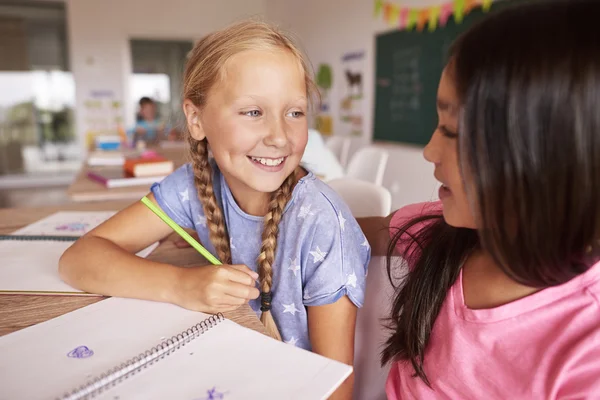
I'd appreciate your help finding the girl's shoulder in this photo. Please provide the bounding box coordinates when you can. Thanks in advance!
[290,174,356,228]
[389,201,443,258]
[390,201,443,230]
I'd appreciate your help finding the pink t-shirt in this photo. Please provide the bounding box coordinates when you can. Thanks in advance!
[386,202,600,399]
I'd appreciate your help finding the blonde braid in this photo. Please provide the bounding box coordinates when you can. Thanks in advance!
[256,171,297,340]
[188,136,232,264]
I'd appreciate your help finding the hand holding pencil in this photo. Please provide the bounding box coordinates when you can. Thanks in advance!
[141,196,259,313]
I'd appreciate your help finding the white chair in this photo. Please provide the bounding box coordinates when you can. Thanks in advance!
[325,136,351,168]
[327,178,391,218]
[345,147,389,186]
[328,177,394,400]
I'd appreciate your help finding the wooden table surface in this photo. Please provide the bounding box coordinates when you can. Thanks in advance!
[0,201,269,338]
[67,146,190,203]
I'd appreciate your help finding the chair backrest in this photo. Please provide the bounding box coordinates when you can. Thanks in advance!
[352,256,399,400]
[325,136,351,167]
[327,178,391,218]
[328,176,394,400]
[345,147,389,186]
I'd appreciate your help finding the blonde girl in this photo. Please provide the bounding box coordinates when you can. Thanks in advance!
[60,20,369,399]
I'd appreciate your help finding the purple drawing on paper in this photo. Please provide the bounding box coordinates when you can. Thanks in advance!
[56,222,90,233]
[67,345,94,358]
[196,387,227,400]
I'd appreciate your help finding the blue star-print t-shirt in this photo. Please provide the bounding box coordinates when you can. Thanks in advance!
[151,161,371,350]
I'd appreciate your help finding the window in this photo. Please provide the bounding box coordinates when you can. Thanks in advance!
[0,2,77,178]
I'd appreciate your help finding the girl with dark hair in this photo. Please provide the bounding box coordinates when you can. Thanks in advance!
[360,0,600,398]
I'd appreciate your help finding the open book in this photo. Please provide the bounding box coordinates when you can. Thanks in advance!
[0,211,158,295]
[0,297,352,399]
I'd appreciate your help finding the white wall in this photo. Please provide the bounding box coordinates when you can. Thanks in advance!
[267,0,442,209]
[65,0,441,209]
[66,0,266,151]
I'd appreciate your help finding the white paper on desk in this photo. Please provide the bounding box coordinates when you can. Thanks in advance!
[0,297,352,400]
[13,211,118,236]
[0,211,158,295]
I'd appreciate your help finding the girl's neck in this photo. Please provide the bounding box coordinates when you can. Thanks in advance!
[461,249,540,309]
[227,182,270,216]
[221,168,305,217]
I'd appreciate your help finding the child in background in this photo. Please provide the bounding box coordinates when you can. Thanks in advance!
[359,1,600,398]
[129,97,168,145]
[60,20,369,399]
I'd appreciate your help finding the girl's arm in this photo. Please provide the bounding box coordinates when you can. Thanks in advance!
[308,296,357,400]
[357,213,395,256]
[59,193,259,313]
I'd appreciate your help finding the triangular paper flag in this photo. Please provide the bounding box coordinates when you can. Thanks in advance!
[454,0,466,23]
[398,7,409,29]
[428,6,441,31]
[440,2,453,26]
[374,0,384,17]
[407,8,418,30]
[417,8,430,31]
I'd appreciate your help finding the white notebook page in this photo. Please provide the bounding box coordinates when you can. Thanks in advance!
[0,297,351,400]
[0,211,158,294]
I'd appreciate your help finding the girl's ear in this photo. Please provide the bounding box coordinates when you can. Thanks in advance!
[183,99,206,141]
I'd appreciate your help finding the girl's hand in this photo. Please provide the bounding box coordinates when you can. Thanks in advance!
[172,264,260,313]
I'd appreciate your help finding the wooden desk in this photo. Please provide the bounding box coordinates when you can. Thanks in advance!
[0,202,269,338]
[67,146,189,203]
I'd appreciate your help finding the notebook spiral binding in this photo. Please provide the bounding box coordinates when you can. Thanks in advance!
[0,235,80,241]
[60,313,225,400]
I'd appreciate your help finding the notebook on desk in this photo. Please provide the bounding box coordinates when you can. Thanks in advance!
[87,168,167,189]
[0,211,158,295]
[0,297,352,400]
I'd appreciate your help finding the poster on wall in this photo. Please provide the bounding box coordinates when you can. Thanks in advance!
[314,63,333,136]
[339,50,365,137]
[83,89,124,150]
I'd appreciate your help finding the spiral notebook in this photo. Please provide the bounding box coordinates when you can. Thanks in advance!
[0,212,158,295]
[0,297,352,400]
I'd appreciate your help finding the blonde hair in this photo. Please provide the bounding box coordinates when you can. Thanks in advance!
[183,19,317,340]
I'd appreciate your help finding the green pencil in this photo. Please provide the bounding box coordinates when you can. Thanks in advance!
[140,196,222,265]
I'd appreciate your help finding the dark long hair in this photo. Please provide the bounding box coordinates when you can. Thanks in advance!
[381,0,600,386]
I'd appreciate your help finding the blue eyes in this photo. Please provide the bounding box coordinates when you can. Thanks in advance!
[242,110,305,118]
[245,110,262,117]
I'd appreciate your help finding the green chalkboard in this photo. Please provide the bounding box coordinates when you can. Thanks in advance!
[373,1,517,146]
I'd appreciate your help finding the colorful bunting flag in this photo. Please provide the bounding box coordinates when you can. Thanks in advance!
[453,0,466,23]
[389,4,400,25]
[417,9,430,32]
[407,8,418,31]
[465,0,478,15]
[383,3,392,22]
[428,6,441,32]
[374,0,384,17]
[440,2,454,27]
[399,7,409,29]
[374,0,494,32]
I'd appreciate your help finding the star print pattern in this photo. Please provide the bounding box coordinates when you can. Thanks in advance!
[179,189,189,202]
[285,336,299,346]
[196,215,207,227]
[309,246,327,263]
[298,204,314,219]
[283,303,300,316]
[150,163,370,353]
[288,257,300,276]
[230,238,236,250]
[346,271,358,288]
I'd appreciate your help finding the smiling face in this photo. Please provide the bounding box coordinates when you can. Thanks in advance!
[423,66,476,229]
[184,49,308,208]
